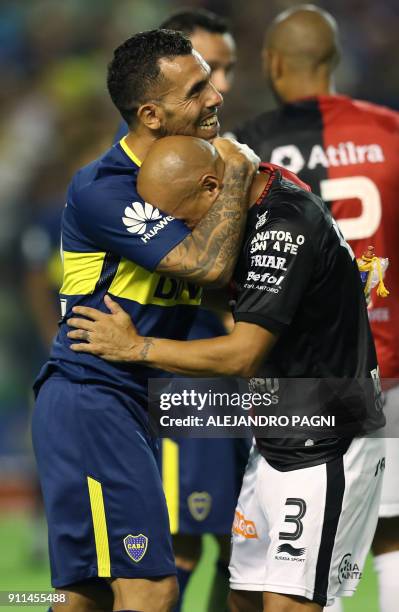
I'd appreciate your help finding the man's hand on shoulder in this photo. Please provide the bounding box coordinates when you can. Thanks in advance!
[213,137,260,174]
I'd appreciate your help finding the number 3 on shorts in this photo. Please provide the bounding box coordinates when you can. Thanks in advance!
[279,497,307,541]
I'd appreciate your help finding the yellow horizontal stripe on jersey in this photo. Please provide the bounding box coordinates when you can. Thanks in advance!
[87,477,111,577]
[109,258,202,306]
[61,251,106,295]
[162,439,179,534]
[120,137,142,167]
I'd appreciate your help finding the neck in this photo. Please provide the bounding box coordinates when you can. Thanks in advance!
[280,74,335,103]
[124,128,158,162]
[249,170,270,207]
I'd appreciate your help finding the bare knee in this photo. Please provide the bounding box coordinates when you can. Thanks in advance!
[110,575,178,612]
[152,577,178,611]
[229,589,262,612]
[263,591,322,612]
[372,516,399,555]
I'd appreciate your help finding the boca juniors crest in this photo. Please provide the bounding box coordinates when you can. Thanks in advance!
[123,534,148,563]
[187,492,212,521]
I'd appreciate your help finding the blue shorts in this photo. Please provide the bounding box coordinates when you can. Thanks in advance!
[160,437,251,535]
[32,374,175,588]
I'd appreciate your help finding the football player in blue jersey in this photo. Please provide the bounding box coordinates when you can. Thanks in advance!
[31,30,259,612]
[115,11,242,612]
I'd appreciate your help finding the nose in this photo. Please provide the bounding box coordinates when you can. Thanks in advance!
[206,80,223,109]
[211,70,231,96]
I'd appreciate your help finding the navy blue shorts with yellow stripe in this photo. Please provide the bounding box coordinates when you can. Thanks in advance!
[32,374,176,588]
[161,437,251,535]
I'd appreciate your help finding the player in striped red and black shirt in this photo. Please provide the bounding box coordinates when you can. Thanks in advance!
[67,135,386,611]
[234,6,399,612]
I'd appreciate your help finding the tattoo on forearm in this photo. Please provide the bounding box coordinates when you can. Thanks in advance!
[138,337,155,362]
[157,164,252,284]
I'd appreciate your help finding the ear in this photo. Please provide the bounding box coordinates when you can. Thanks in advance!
[264,48,282,81]
[200,174,223,199]
[136,102,162,131]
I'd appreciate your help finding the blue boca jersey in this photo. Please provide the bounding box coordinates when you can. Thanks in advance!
[112,126,228,344]
[35,137,200,414]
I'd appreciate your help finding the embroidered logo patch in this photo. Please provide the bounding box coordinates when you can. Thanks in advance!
[123,534,148,563]
[187,492,212,521]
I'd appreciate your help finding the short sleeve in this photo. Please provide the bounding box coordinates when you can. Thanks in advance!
[70,181,191,272]
[234,211,315,334]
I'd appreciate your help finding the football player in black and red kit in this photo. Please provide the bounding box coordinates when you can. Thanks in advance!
[234,7,399,612]
[66,135,385,612]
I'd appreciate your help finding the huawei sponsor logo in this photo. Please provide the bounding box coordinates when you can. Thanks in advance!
[122,201,174,243]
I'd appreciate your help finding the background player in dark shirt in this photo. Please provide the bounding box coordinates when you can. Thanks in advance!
[67,135,385,612]
[234,6,399,612]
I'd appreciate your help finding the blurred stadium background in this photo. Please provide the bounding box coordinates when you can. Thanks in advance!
[0,0,397,610]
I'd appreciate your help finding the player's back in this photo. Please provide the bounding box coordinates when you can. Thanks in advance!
[233,168,385,468]
[235,95,399,378]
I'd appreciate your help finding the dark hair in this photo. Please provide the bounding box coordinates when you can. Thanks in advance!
[107,29,192,126]
[160,8,230,35]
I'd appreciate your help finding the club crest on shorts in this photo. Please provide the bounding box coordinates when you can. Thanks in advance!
[187,492,212,521]
[123,534,148,563]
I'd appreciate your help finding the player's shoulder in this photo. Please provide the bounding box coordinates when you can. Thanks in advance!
[266,170,326,229]
[331,95,399,130]
[70,143,140,208]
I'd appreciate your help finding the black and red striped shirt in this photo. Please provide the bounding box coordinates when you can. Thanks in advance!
[235,95,399,380]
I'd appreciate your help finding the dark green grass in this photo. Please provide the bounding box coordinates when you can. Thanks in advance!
[0,515,378,611]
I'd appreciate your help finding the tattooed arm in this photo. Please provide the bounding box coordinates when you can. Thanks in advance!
[155,139,259,287]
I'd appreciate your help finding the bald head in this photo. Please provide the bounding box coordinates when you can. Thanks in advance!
[266,5,339,71]
[264,5,339,101]
[137,136,224,227]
